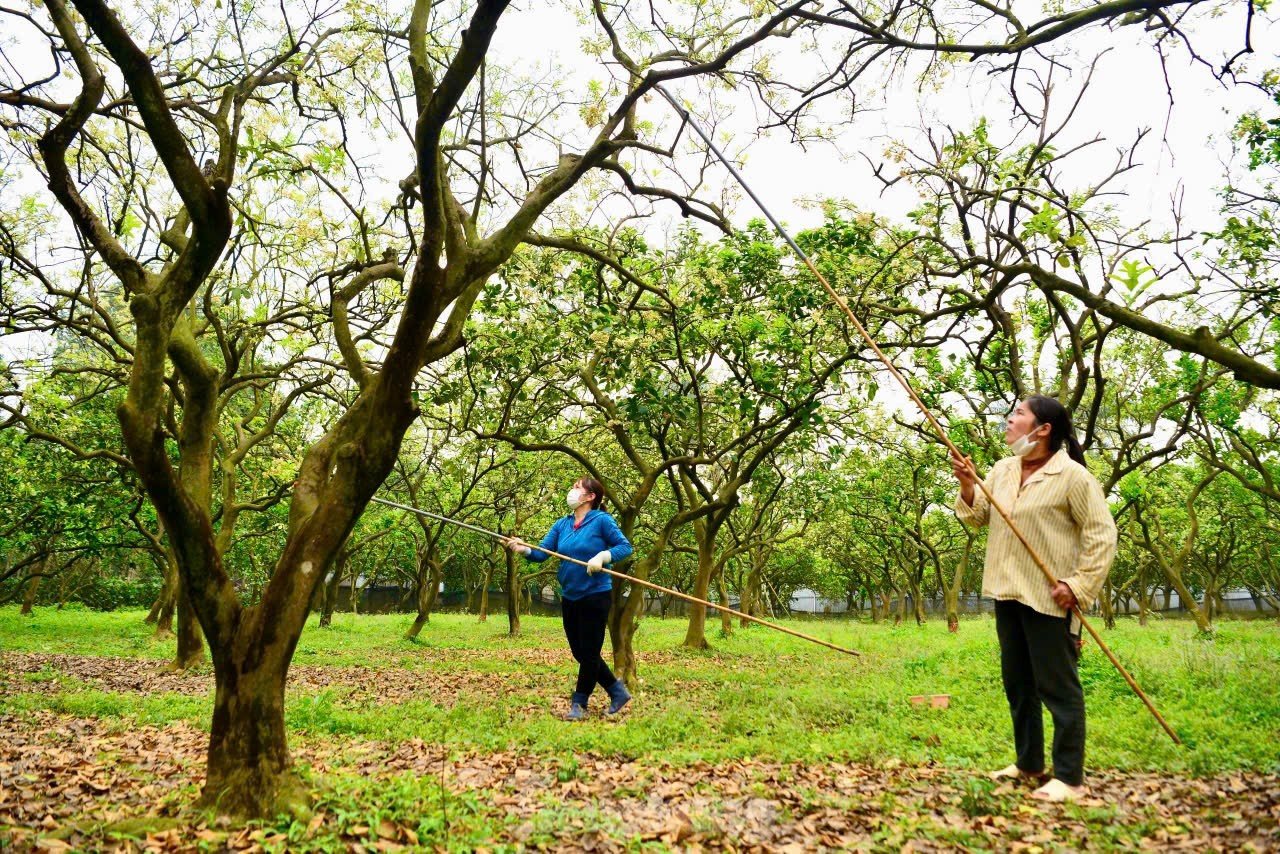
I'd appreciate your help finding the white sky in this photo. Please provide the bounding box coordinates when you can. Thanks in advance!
[2,2,1272,247]
[745,39,1261,239]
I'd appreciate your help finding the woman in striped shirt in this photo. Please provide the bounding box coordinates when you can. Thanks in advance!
[951,396,1117,802]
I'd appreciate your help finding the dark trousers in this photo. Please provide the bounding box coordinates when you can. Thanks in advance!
[561,590,618,699]
[994,599,1086,786]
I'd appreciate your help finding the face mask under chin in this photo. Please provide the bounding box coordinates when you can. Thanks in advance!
[1008,428,1041,457]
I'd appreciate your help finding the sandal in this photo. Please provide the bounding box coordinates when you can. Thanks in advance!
[989,764,1045,782]
[1030,778,1087,802]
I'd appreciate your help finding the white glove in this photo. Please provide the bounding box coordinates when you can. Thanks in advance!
[504,538,531,556]
[586,550,611,574]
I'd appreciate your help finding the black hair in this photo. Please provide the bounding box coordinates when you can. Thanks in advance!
[1024,395,1086,466]
[576,476,605,511]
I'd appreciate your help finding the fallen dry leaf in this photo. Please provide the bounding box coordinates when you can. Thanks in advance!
[0,707,1275,853]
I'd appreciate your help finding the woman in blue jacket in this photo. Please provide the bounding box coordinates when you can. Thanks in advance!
[505,476,634,720]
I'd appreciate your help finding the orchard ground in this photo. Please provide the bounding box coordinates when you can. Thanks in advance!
[1,607,1277,851]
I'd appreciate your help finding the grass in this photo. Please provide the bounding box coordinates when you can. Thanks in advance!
[3,606,1278,776]
[2,606,1279,851]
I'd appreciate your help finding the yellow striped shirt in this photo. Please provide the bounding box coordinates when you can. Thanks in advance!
[954,448,1117,627]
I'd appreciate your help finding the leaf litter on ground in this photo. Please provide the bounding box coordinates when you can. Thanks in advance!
[1,710,1276,852]
[0,652,564,711]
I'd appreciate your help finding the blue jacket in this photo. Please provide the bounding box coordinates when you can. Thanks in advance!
[524,509,633,601]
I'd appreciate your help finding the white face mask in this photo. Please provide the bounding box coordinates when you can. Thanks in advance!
[566,488,586,510]
[1008,426,1042,457]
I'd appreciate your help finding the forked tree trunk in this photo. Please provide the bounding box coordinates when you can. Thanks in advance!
[1159,569,1211,632]
[40,0,523,821]
[318,560,343,628]
[155,565,178,636]
[172,583,205,670]
[145,561,171,624]
[153,587,176,631]
[740,564,763,627]
[405,552,441,640]
[683,548,715,650]
[715,569,733,637]
[202,657,303,818]
[57,582,68,609]
[478,564,491,622]
[609,563,644,688]
[607,499,697,686]
[942,589,958,631]
[20,572,41,615]
[683,514,727,650]
[610,544,665,688]
[505,549,520,636]
[1100,577,1116,630]
[905,570,925,626]
[945,535,972,633]
[748,568,763,623]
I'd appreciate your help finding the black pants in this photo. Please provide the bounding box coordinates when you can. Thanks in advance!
[562,590,618,699]
[994,599,1086,786]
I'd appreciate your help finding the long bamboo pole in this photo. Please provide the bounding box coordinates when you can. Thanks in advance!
[652,82,1180,744]
[371,496,859,657]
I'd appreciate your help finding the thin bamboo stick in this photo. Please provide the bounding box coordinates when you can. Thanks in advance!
[653,82,1180,744]
[372,497,859,657]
